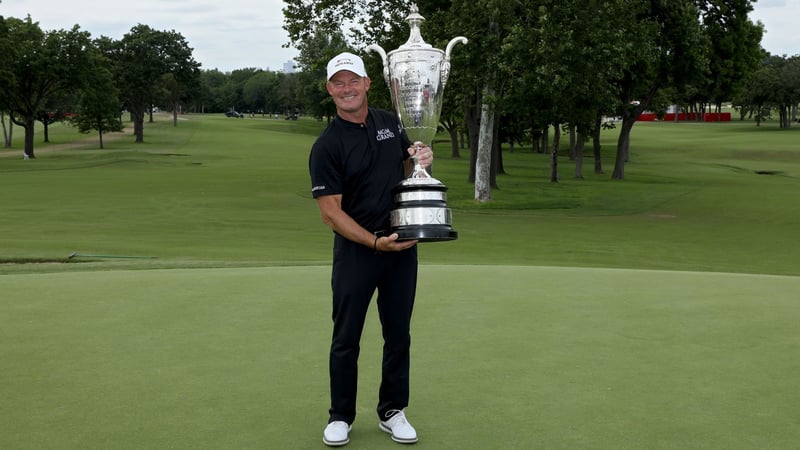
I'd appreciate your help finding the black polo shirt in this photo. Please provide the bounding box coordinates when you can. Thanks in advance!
[309,108,411,233]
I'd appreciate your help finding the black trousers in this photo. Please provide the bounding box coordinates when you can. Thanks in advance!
[328,234,418,425]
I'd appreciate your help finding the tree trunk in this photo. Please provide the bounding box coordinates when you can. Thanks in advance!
[491,138,500,189]
[466,95,480,183]
[2,113,11,148]
[130,104,146,143]
[23,116,36,159]
[98,119,105,149]
[568,124,576,160]
[475,85,495,202]
[492,112,504,176]
[531,126,542,154]
[781,105,789,129]
[550,121,560,183]
[542,126,549,155]
[174,103,179,127]
[574,132,586,179]
[755,104,762,127]
[134,115,144,142]
[448,125,460,158]
[592,115,603,174]
[612,116,636,179]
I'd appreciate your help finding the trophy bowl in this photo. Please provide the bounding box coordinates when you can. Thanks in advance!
[366,4,466,242]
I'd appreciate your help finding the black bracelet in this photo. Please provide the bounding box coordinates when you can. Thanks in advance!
[373,235,380,253]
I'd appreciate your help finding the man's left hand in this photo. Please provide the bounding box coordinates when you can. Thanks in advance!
[409,142,433,169]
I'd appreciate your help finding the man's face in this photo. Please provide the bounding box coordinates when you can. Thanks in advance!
[327,70,371,115]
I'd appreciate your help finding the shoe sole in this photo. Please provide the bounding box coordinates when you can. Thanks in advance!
[379,422,418,444]
[322,437,349,447]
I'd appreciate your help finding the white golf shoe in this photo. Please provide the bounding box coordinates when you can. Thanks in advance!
[379,410,418,444]
[323,421,351,447]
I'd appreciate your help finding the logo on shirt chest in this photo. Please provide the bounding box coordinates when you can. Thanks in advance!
[376,128,396,141]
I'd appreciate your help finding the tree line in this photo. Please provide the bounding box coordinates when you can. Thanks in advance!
[283,0,799,200]
[0,14,300,158]
[3,2,798,200]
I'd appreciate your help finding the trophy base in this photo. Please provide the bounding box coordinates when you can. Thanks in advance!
[378,226,458,242]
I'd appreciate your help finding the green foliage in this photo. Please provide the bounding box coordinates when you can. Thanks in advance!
[0,17,93,157]
[282,0,409,50]
[107,24,200,142]
[699,0,764,108]
[69,49,123,147]
[198,68,298,116]
[738,55,800,127]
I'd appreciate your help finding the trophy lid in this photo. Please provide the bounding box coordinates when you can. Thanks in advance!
[399,4,433,51]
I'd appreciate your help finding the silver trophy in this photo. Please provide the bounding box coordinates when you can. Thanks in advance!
[366,4,467,241]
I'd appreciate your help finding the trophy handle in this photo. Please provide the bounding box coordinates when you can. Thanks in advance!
[442,37,468,87]
[364,44,390,85]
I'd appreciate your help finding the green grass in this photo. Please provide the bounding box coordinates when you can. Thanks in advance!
[2,115,799,275]
[2,266,799,448]
[2,114,800,448]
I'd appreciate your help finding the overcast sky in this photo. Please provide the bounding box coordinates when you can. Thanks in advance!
[3,0,799,73]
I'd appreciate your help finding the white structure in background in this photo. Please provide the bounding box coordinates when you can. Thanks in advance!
[282,60,296,73]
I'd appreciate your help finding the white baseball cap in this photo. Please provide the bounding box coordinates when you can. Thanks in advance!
[327,52,368,80]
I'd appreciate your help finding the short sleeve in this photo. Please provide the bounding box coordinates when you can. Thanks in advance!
[309,139,342,198]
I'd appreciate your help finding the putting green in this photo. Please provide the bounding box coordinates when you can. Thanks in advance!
[2,264,798,448]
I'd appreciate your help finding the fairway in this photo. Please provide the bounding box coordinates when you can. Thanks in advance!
[2,265,799,449]
[2,114,800,448]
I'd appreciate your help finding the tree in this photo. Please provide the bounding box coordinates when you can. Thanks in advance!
[609,1,708,180]
[773,55,800,128]
[737,54,800,128]
[737,56,778,126]
[198,69,230,113]
[698,0,764,115]
[0,15,16,148]
[226,67,261,112]
[0,17,92,158]
[70,49,123,148]
[107,24,200,143]
[443,0,521,201]
[35,89,79,143]
[277,72,298,115]
[511,0,625,181]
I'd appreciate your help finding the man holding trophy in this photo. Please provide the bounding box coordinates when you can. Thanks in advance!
[310,4,465,447]
[309,51,431,446]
